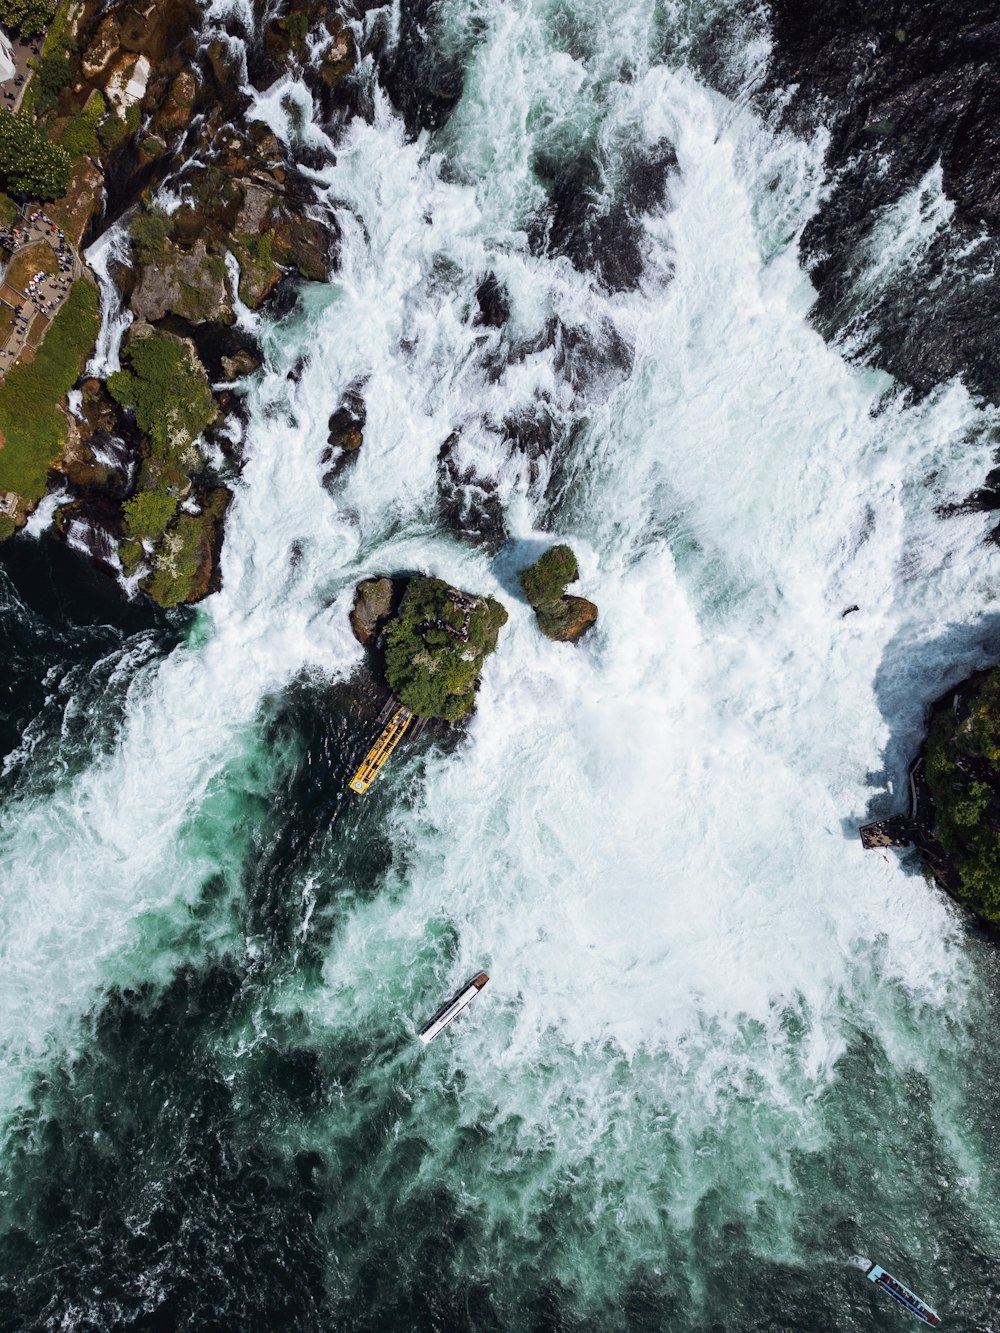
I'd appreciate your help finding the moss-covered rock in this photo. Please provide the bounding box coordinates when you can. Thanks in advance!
[924,669,1000,928]
[519,544,598,642]
[140,487,230,607]
[130,236,233,325]
[375,576,508,721]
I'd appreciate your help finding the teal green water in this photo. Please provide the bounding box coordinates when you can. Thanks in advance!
[4,0,1000,1326]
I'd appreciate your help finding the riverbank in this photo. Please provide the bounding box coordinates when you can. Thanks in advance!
[0,0,352,606]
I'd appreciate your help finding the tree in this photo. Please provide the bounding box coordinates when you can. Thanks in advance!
[108,333,216,451]
[0,111,70,200]
[122,487,178,541]
[384,576,507,720]
[0,0,55,38]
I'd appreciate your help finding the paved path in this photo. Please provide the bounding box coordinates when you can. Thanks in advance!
[0,210,81,381]
[1,32,40,113]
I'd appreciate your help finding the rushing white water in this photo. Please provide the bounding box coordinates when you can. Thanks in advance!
[3,0,1000,1323]
[84,220,134,378]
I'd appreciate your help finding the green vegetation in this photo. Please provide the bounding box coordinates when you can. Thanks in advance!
[33,48,71,114]
[925,668,1000,926]
[0,513,16,540]
[108,332,216,454]
[60,92,104,160]
[97,113,127,152]
[0,279,99,501]
[139,489,228,608]
[233,232,280,307]
[286,11,309,41]
[518,542,596,638]
[129,207,174,263]
[118,536,145,577]
[520,543,579,608]
[0,110,70,200]
[122,487,178,541]
[0,191,17,225]
[0,0,55,38]
[384,576,507,721]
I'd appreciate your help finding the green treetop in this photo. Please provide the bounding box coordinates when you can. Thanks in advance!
[0,110,70,200]
[108,333,216,453]
[519,544,579,608]
[0,0,54,38]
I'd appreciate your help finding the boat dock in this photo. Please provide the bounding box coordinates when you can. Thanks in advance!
[348,702,413,794]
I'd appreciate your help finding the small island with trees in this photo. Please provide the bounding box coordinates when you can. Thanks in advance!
[351,574,508,722]
[520,543,598,642]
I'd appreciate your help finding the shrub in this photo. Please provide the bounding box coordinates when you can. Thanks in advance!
[0,513,16,540]
[98,114,127,152]
[520,543,578,608]
[34,48,71,114]
[0,0,55,38]
[60,112,99,159]
[0,110,70,199]
[286,11,309,41]
[384,576,507,721]
[129,207,174,263]
[122,487,178,541]
[108,333,216,452]
[925,670,1000,927]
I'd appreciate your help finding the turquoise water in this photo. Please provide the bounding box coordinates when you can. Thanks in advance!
[3,0,1000,1326]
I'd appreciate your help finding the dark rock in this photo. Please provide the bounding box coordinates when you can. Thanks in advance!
[474,274,510,327]
[221,349,263,380]
[436,430,508,553]
[527,141,676,292]
[350,576,405,646]
[762,0,1000,403]
[327,387,366,453]
[376,0,467,136]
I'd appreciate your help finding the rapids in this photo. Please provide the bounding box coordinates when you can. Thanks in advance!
[2,0,1000,1327]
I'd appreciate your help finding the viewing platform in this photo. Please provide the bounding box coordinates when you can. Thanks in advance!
[859,815,913,850]
[348,703,413,794]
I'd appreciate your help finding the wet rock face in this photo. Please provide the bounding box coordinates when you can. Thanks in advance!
[474,274,510,328]
[763,0,1000,402]
[350,576,405,646]
[375,0,466,136]
[539,594,598,642]
[327,389,366,454]
[528,141,676,293]
[131,238,234,326]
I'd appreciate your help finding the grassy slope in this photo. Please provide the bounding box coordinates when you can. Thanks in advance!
[0,278,99,500]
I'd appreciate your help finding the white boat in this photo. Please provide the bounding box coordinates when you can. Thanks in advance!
[866,1262,941,1326]
[418,972,489,1044]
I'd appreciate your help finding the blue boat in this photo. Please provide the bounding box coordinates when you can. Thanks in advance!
[867,1263,941,1326]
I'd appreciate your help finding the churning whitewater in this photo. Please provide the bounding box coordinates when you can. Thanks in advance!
[2,0,1000,1328]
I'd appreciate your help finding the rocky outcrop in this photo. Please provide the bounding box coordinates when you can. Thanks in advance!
[350,577,404,646]
[520,544,598,643]
[760,0,1000,404]
[914,669,1000,933]
[130,237,233,326]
